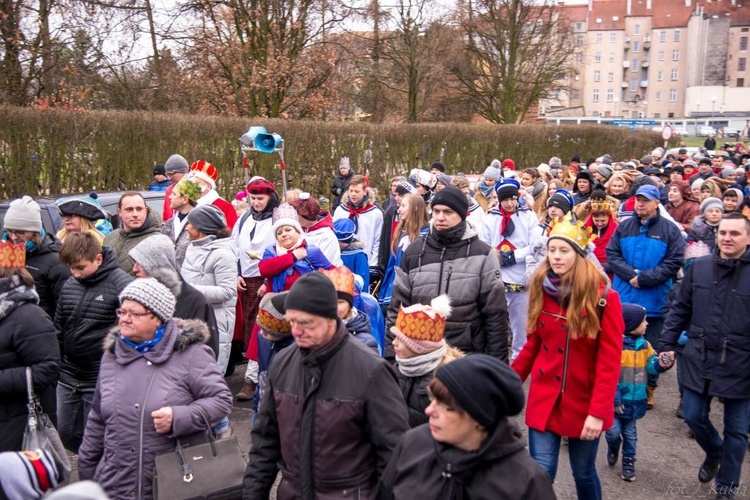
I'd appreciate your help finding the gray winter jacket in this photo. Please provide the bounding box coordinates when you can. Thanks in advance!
[180,235,238,374]
[77,319,233,500]
[386,223,510,361]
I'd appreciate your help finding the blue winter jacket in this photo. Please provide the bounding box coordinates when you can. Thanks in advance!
[614,334,666,420]
[606,212,685,317]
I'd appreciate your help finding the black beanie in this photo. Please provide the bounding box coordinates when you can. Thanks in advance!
[430,186,469,220]
[622,303,647,334]
[435,354,525,428]
[271,272,339,320]
[431,161,446,173]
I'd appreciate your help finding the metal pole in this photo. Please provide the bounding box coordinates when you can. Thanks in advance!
[279,146,288,203]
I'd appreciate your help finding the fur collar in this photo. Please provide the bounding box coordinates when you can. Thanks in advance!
[103,318,210,354]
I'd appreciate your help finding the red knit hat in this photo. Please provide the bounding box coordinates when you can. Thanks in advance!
[502,159,515,171]
[189,160,219,189]
[246,177,276,195]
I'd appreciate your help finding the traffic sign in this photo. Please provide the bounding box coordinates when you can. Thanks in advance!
[661,125,673,141]
[611,119,657,126]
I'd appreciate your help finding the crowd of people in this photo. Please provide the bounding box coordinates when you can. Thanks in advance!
[0,142,749,500]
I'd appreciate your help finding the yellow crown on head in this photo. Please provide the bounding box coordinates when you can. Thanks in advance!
[548,213,596,253]
[589,197,615,214]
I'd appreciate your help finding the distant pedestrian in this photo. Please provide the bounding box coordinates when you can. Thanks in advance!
[148,164,171,191]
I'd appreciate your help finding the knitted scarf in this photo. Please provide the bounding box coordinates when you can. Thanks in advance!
[0,276,39,321]
[397,343,446,377]
[542,271,572,307]
[477,181,493,199]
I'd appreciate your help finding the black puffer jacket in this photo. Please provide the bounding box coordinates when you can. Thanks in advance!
[396,371,431,428]
[243,323,409,500]
[377,420,555,499]
[331,170,355,210]
[386,223,509,361]
[25,232,70,319]
[0,283,61,452]
[54,246,133,388]
[661,248,750,399]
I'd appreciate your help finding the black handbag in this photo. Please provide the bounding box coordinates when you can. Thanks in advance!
[153,405,246,500]
[22,367,71,486]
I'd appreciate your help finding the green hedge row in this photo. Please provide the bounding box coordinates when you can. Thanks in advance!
[0,106,670,200]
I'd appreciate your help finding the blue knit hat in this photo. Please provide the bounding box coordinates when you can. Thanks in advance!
[622,303,647,334]
[333,218,356,243]
[494,177,520,201]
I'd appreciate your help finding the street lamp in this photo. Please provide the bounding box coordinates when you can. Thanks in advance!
[711,95,718,118]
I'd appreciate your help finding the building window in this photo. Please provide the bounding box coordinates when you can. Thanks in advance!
[672,49,680,61]
[573,90,581,100]
[669,89,677,102]
[610,33,617,43]
[656,91,662,102]
[576,22,583,31]
[593,89,600,102]
[739,58,747,71]
[632,59,639,72]
[633,41,640,52]
[741,37,748,51]
[674,30,681,42]
[595,52,602,62]
[659,31,666,43]
[657,71,663,81]
[576,53,583,63]
[634,24,641,36]
[630,79,638,91]
[606,89,614,102]
[609,52,615,63]
[596,33,603,43]
[577,35,584,45]
[659,51,665,61]
[608,72,614,82]
[594,70,601,82]
[671,69,678,80]
[738,78,745,87]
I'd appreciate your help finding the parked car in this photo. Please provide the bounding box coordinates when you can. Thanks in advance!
[723,127,740,138]
[698,126,717,137]
[0,190,166,236]
[672,126,690,137]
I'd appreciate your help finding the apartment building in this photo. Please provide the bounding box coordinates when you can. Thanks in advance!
[544,0,750,119]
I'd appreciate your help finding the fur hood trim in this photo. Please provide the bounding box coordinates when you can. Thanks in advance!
[103,318,211,354]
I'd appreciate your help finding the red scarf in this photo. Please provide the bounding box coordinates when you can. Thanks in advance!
[500,208,514,237]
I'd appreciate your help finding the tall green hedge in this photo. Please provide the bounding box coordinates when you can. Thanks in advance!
[0,106,670,200]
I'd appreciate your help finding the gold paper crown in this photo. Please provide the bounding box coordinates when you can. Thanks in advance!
[589,197,615,214]
[394,295,451,343]
[548,212,595,252]
[257,309,292,336]
[0,241,26,268]
[321,266,355,297]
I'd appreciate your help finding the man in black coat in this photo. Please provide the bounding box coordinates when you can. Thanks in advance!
[330,157,355,210]
[661,213,750,498]
[243,272,409,499]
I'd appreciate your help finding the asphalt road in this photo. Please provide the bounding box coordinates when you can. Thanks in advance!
[226,361,750,500]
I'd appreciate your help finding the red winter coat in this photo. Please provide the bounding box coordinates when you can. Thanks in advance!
[512,287,624,437]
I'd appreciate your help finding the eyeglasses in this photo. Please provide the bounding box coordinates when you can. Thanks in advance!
[4,229,25,237]
[116,308,153,320]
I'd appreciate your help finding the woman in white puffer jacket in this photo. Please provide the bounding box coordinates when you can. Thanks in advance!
[180,205,238,376]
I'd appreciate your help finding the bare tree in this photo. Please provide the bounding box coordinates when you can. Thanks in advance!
[453,0,578,124]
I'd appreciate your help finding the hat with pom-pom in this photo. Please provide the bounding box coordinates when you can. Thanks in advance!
[391,295,450,355]
[56,192,109,222]
[290,192,320,222]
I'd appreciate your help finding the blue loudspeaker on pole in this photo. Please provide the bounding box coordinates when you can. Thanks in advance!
[238,127,287,201]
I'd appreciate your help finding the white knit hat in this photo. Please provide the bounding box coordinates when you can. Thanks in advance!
[4,196,42,232]
[271,203,303,235]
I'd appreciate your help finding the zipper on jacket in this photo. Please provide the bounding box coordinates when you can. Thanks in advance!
[561,329,572,393]
[137,364,159,499]
[68,290,91,357]
[444,266,453,295]
[437,248,446,294]
[720,337,728,364]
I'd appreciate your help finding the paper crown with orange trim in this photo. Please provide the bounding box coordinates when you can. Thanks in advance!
[189,160,219,189]
[548,212,596,256]
[0,241,26,268]
[321,266,355,306]
[589,197,616,215]
[256,292,292,339]
[391,295,451,355]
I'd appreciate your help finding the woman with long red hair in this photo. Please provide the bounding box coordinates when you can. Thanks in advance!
[512,213,624,500]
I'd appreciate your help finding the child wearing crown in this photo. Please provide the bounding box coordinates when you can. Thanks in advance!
[321,267,379,354]
[390,295,465,428]
[583,189,619,280]
[512,213,624,498]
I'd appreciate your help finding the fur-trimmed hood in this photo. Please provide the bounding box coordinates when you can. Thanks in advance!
[104,318,211,358]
